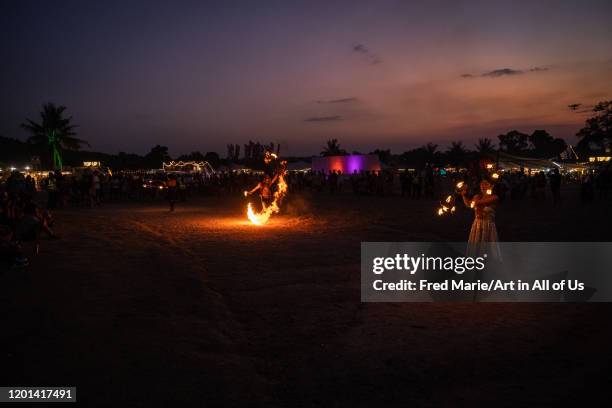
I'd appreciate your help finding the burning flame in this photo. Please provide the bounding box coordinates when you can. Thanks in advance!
[246,170,288,225]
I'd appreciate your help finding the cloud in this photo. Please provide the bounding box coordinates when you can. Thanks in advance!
[304,116,342,122]
[529,66,549,72]
[461,66,553,79]
[316,97,358,104]
[481,68,523,77]
[351,43,381,65]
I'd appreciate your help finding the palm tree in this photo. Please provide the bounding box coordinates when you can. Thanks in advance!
[446,141,467,167]
[423,142,438,163]
[475,137,495,154]
[21,102,88,169]
[321,138,346,156]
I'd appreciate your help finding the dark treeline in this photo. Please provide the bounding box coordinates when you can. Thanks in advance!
[2,100,610,170]
[319,130,568,169]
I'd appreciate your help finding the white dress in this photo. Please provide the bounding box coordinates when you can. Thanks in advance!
[467,205,502,260]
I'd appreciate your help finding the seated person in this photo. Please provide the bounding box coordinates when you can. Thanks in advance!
[15,203,59,242]
[0,224,27,267]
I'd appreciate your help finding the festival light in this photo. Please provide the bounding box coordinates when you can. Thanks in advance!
[162,161,215,176]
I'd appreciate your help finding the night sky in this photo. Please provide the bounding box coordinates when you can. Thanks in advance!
[1,0,611,156]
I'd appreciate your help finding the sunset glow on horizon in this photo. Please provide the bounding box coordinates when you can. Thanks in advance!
[1,0,611,155]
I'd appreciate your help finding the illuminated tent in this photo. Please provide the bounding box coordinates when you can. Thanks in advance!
[162,161,215,176]
[493,152,556,172]
[216,163,252,173]
[492,152,593,173]
[311,154,381,173]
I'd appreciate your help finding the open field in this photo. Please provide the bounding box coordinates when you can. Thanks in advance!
[1,189,612,407]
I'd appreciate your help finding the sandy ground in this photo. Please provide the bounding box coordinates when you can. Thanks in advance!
[1,187,612,407]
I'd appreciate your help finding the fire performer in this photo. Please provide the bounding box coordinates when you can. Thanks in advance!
[166,174,178,212]
[245,174,277,211]
[460,178,501,259]
[243,151,288,225]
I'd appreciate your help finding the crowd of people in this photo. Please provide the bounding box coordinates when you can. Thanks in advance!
[1,170,59,268]
[2,163,611,268]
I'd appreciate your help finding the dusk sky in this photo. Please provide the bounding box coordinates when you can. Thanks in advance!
[1,0,611,156]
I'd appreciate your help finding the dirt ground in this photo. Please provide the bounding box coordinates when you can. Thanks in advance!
[1,188,611,407]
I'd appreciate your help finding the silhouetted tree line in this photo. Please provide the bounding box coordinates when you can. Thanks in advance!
[0,139,222,170]
[3,100,610,170]
[575,100,611,156]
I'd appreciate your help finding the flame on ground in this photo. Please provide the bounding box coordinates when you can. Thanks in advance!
[246,172,288,226]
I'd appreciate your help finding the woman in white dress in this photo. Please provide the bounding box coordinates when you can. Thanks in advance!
[461,179,501,260]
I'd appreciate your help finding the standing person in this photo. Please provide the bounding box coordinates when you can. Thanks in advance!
[111,176,121,201]
[46,172,58,210]
[413,171,422,198]
[461,179,501,259]
[92,172,101,205]
[549,168,562,205]
[581,171,594,204]
[178,176,187,202]
[166,175,177,211]
[246,174,275,211]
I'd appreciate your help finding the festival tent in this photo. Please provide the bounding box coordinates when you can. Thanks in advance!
[217,163,253,173]
[491,152,596,174]
[493,152,556,172]
[162,160,215,176]
[311,154,381,173]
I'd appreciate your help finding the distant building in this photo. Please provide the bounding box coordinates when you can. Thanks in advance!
[311,154,381,173]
